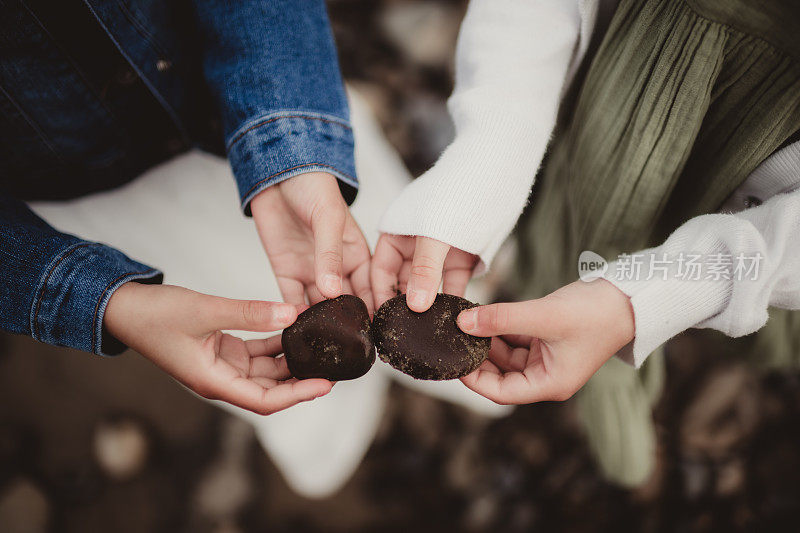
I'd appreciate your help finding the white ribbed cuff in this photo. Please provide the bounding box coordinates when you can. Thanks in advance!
[379,110,550,270]
[604,254,731,368]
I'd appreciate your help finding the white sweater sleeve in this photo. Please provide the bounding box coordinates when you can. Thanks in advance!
[378,0,583,269]
[604,186,800,368]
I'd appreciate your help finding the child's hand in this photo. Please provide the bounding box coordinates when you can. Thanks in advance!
[251,172,373,312]
[104,282,333,415]
[371,234,478,312]
[456,280,635,404]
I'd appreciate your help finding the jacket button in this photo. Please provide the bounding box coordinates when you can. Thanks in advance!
[156,59,172,72]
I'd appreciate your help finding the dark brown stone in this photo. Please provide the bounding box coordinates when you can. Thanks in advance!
[282,295,375,381]
[372,294,489,380]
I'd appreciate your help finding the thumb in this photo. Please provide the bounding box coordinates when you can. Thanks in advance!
[456,300,550,338]
[406,236,450,312]
[204,296,298,333]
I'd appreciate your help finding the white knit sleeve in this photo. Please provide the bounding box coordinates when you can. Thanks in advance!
[604,186,800,368]
[378,0,582,269]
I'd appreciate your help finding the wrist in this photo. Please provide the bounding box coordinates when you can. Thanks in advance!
[249,182,275,214]
[595,279,636,349]
[103,281,146,346]
[229,111,358,215]
[250,171,341,213]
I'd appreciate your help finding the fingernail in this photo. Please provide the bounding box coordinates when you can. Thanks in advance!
[323,274,341,295]
[458,309,476,332]
[407,289,427,311]
[274,304,296,324]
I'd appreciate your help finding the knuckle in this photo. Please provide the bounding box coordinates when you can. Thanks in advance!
[484,304,509,331]
[241,300,268,326]
[413,251,443,269]
[318,249,342,267]
[409,263,439,282]
[494,306,509,330]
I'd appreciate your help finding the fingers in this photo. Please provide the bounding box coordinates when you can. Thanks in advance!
[210,376,333,416]
[396,261,412,293]
[310,197,346,299]
[370,234,406,309]
[276,277,306,306]
[248,356,292,381]
[406,236,450,312]
[456,300,550,338]
[304,284,326,305]
[207,296,298,333]
[349,259,374,315]
[442,267,472,297]
[343,214,374,313]
[192,332,331,414]
[244,335,283,357]
[341,277,354,298]
[486,337,518,373]
[460,363,551,405]
[501,334,535,348]
[371,234,475,311]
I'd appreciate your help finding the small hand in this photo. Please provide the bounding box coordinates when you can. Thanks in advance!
[104,282,332,415]
[456,279,635,404]
[370,234,478,312]
[251,172,373,311]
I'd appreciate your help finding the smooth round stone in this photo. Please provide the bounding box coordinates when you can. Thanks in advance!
[282,295,375,381]
[372,293,489,380]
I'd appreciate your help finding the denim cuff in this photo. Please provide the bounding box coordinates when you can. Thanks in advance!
[226,111,358,215]
[30,242,163,356]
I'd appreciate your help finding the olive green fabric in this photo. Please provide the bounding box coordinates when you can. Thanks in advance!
[510,0,800,486]
[749,308,800,370]
[515,0,800,298]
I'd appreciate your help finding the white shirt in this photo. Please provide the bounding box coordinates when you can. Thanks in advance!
[378,0,800,366]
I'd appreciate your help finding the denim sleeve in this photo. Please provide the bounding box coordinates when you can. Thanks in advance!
[193,0,357,214]
[0,195,162,356]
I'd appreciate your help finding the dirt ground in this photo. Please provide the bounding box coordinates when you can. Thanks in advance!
[2,1,800,531]
[3,325,800,532]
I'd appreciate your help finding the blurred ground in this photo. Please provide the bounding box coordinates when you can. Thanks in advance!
[3,330,800,532]
[2,1,800,532]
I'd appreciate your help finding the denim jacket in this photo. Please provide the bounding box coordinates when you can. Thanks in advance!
[0,0,356,355]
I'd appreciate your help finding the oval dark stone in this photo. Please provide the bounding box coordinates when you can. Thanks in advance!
[282,295,375,381]
[371,294,490,380]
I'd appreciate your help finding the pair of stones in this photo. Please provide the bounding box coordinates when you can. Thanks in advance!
[282,294,490,381]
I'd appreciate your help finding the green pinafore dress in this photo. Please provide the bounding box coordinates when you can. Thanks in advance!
[510,0,800,485]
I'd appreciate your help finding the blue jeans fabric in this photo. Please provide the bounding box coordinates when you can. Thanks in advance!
[0,0,355,355]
